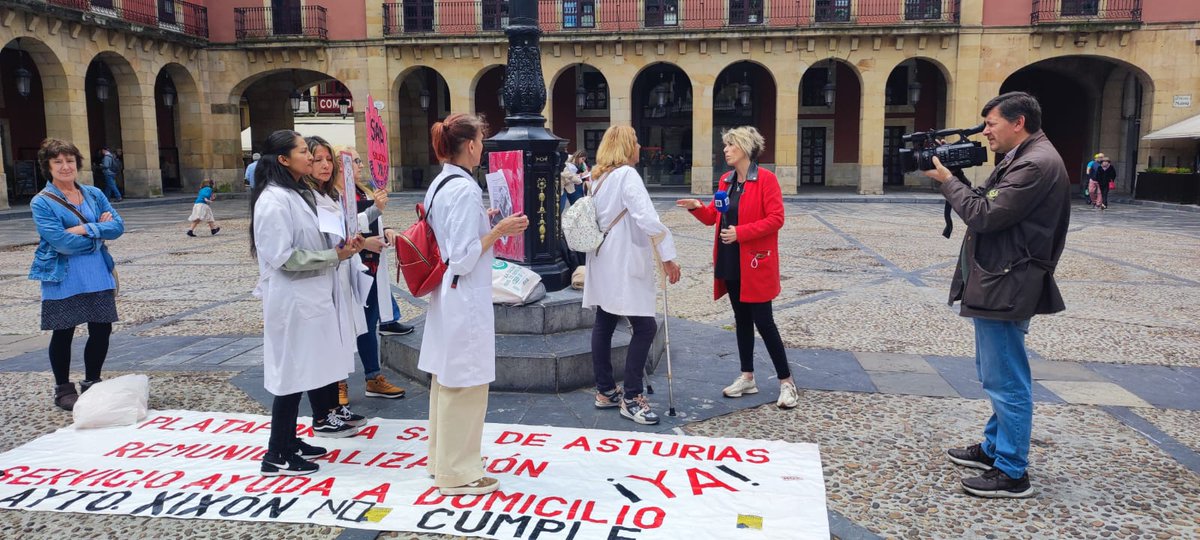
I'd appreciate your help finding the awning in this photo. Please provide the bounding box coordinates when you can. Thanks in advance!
[1142,113,1200,141]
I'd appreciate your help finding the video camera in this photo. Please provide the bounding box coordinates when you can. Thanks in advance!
[899,123,988,173]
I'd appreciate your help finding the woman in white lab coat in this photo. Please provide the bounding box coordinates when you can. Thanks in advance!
[250,130,366,476]
[419,113,528,496]
[300,135,372,434]
[582,125,681,426]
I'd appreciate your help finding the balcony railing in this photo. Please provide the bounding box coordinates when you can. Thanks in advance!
[1032,0,1141,24]
[43,0,208,39]
[235,6,328,41]
[382,0,960,36]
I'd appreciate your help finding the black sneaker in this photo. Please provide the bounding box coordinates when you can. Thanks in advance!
[962,468,1035,499]
[378,322,414,335]
[261,451,319,476]
[291,439,328,460]
[186,230,196,237]
[313,411,359,438]
[210,227,221,236]
[335,405,368,427]
[947,443,995,470]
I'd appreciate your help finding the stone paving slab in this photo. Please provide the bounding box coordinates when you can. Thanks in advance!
[1038,380,1155,408]
[853,351,937,374]
[924,356,1065,404]
[866,371,960,398]
[1086,363,1200,411]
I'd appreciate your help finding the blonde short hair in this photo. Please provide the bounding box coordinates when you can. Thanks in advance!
[721,126,766,161]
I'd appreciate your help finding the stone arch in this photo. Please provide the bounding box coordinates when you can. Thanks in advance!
[1,36,74,201]
[548,63,610,155]
[155,62,204,191]
[473,64,507,133]
[999,54,1155,190]
[393,66,452,189]
[880,57,953,187]
[713,60,777,170]
[85,50,161,196]
[797,58,863,188]
[631,62,694,186]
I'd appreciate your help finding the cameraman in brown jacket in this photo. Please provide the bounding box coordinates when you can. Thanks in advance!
[924,91,1071,499]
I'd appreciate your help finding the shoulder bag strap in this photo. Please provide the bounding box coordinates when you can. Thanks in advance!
[39,191,89,224]
[426,174,466,221]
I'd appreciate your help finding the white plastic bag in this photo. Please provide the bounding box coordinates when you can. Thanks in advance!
[492,260,543,305]
[72,374,149,429]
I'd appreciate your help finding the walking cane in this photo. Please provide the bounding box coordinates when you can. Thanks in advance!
[649,233,677,417]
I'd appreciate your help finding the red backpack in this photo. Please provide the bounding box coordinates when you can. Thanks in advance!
[395,175,464,297]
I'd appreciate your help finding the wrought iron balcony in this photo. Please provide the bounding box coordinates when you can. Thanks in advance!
[382,0,960,36]
[41,0,208,39]
[234,5,328,42]
[1031,0,1142,25]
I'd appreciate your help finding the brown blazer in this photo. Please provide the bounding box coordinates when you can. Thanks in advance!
[941,130,1072,321]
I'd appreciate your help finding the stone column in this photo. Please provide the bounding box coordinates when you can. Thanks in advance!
[857,70,886,195]
[119,82,164,198]
[53,61,96,186]
[953,31,993,185]
[609,69,633,127]
[774,64,803,195]
[690,72,714,195]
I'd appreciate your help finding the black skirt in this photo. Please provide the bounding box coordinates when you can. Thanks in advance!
[41,290,119,331]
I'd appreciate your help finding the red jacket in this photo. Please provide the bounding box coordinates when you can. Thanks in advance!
[687,165,785,303]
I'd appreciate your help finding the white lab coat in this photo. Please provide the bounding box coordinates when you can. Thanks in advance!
[582,165,677,317]
[417,164,496,388]
[253,185,366,396]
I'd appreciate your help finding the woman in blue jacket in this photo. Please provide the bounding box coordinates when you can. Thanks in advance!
[28,138,125,411]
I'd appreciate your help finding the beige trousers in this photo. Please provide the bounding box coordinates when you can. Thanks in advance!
[427,375,490,488]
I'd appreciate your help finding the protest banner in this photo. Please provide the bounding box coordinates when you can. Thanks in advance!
[339,151,359,238]
[487,150,525,262]
[0,410,828,539]
[366,95,389,190]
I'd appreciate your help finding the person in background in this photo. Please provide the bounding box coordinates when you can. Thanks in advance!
[98,147,122,202]
[251,130,367,476]
[583,125,681,426]
[560,150,589,211]
[1094,157,1116,210]
[186,179,221,237]
[245,152,262,189]
[30,138,125,411]
[420,113,528,496]
[677,126,796,409]
[113,149,125,193]
[332,145,409,407]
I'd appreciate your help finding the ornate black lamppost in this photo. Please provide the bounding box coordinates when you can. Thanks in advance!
[485,0,570,291]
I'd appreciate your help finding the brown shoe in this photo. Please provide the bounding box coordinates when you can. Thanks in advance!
[337,380,349,406]
[439,477,499,496]
[365,375,406,399]
[54,383,78,411]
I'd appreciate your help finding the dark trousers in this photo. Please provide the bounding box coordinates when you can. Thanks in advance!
[269,393,302,454]
[355,279,382,380]
[727,280,791,380]
[592,307,658,398]
[1098,179,1110,206]
[49,323,111,385]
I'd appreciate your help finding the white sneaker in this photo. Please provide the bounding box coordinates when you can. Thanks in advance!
[722,375,759,398]
[777,382,799,409]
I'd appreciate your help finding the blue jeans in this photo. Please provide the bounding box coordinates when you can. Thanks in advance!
[356,280,383,380]
[102,172,122,200]
[559,187,583,214]
[973,317,1033,479]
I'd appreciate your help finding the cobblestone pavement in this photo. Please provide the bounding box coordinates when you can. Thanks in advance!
[1,196,1198,539]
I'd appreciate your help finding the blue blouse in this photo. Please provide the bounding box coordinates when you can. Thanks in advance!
[40,197,116,301]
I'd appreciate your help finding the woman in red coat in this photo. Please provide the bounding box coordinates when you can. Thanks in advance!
[676,126,797,409]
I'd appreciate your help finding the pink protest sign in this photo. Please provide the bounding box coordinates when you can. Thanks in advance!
[365,95,389,190]
[488,150,525,262]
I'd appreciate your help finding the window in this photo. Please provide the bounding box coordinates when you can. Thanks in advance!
[1061,0,1100,16]
[403,0,434,33]
[584,129,604,159]
[482,0,509,31]
[815,0,850,23]
[801,68,830,107]
[159,0,177,24]
[729,0,764,26]
[645,0,679,28]
[563,1,595,29]
[904,0,942,21]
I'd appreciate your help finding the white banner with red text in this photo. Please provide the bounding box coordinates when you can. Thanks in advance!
[0,410,828,539]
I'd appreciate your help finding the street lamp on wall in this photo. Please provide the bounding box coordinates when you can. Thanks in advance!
[161,81,177,109]
[576,83,587,109]
[497,77,506,109]
[289,90,302,113]
[908,80,922,106]
[14,39,32,99]
[822,77,836,108]
[95,76,111,103]
[337,97,350,119]
[738,72,752,108]
[419,88,431,111]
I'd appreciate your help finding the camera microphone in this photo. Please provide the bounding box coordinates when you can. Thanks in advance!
[714,190,729,229]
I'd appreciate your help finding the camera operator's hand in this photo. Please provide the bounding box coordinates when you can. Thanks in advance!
[923,156,954,184]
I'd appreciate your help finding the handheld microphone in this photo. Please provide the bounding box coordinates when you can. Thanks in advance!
[714,190,729,229]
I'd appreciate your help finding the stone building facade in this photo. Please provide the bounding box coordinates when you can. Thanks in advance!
[1,0,1198,209]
